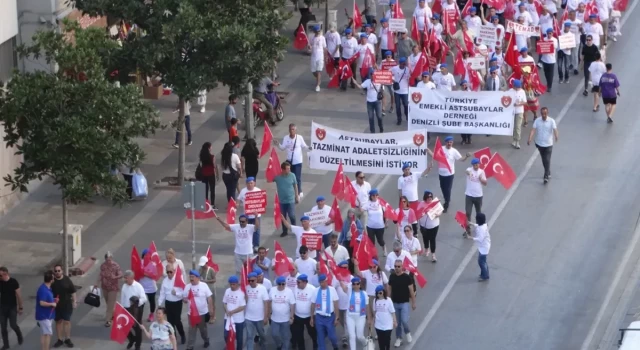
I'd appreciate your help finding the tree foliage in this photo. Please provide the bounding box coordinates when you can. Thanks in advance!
[0,21,161,204]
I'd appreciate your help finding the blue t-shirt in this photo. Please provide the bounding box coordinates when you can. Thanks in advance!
[274,173,297,204]
[35,283,54,321]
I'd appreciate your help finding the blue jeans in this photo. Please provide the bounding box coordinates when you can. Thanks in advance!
[366,101,383,133]
[315,314,338,350]
[271,321,291,350]
[291,163,303,193]
[393,302,411,338]
[280,202,296,235]
[478,253,490,280]
[245,320,266,350]
[174,114,192,144]
[248,217,260,249]
[223,321,245,350]
[394,93,409,122]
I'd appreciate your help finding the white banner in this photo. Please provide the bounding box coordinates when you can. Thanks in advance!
[303,209,329,228]
[309,122,429,174]
[558,33,576,49]
[407,88,516,136]
[476,25,498,47]
[388,18,406,32]
[506,20,541,36]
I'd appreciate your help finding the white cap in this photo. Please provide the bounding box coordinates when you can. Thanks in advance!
[198,256,208,267]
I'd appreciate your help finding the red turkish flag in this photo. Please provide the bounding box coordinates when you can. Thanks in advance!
[188,289,201,326]
[415,199,441,219]
[439,38,449,63]
[259,123,273,158]
[110,303,136,344]
[409,50,428,86]
[326,251,351,282]
[411,16,421,42]
[205,245,220,273]
[378,197,398,221]
[343,174,358,208]
[331,162,346,200]
[585,0,600,21]
[329,198,343,232]
[173,266,186,289]
[504,34,519,71]
[403,257,427,288]
[360,49,376,80]
[186,200,217,219]
[483,0,506,11]
[393,0,405,18]
[130,245,143,281]
[431,0,442,16]
[266,148,281,182]
[433,137,452,173]
[469,66,482,91]
[460,0,473,20]
[293,24,309,50]
[453,50,466,76]
[614,0,629,11]
[455,211,468,230]
[318,253,333,285]
[240,263,248,293]
[484,153,516,189]
[462,30,475,54]
[226,320,236,350]
[274,193,282,229]
[353,2,363,28]
[274,241,294,276]
[349,219,359,244]
[473,147,492,170]
[356,234,376,270]
[529,65,547,95]
[504,0,516,20]
[325,50,336,76]
[227,198,237,224]
[145,241,163,281]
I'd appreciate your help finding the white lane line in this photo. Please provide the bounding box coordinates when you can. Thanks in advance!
[404,2,638,347]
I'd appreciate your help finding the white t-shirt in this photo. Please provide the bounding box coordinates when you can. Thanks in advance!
[433,72,456,91]
[533,117,557,147]
[345,285,369,314]
[464,15,483,36]
[326,31,342,58]
[245,284,270,322]
[513,88,527,114]
[438,146,462,176]
[567,18,583,42]
[341,37,359,59]
[518,55,535,64]
[183,282,213,316]
[269,287,296,323]
[363,200,385,229]
[286,273,299,294]
[333,279,351,310]
[397,173,422,202]
[292,226,319,259]
[596,0,612,21]
[222,288,246,323]
[379,27,392,50]
[325,245,350,264]
[310,35,327,62]
[223,153,241,174]
[362,270,389,296]
[295,258,318,287]
[230,224,255,255]
[465,168,486,198]
[583,22,604,47]
[310,286,340,316]
[540,37,558,64]
[351,180,371,207]
[516,10,534,25]
[539,13,553,32]
[310,204,334,235]
[523,5,539,25]
[390,66,410,95]
[401,235,422,266]
[279,134,309,165]
[374,298,396,331]
[362,79,384,103]
[367,33,378,46]
[357,43,376,68]
[294,285,317,318]
[237,187,262,219]
[414,6,433,31]
[589,61,606,85]
[416,81,436,89]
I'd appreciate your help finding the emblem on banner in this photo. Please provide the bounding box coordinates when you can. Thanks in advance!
[315,128,326,141]
[411,92,422,104]
[413,134,425,147]
[501,95,512,107]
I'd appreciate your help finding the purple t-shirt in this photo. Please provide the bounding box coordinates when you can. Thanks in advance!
[599,73,619,99]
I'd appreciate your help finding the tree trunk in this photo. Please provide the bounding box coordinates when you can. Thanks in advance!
[244,83,254,140]
[325,0,329,27]
[177,97,186,187]
[62,195,69,275]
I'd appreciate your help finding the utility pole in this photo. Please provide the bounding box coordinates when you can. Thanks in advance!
[244,82,254,139]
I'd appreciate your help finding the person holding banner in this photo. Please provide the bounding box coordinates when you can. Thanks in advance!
[310,196,334,248]
[237,177,263,253]
[281,215,321,259]
[418,190,441,262]
[463,158,487,238]
[557,22,573,84]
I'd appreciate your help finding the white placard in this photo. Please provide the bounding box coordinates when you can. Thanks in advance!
[506,20,541,37]
[378,0,390,4]
[558,33,577,49]
[477,25,499,47]
[309,122,429,174]
[303,209,329,228]
[467,55,486,70]
[389,18,407,32]
[427,201,444,220]
[408,88,516,136]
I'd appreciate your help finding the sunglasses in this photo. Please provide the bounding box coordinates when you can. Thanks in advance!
[394,266,403,269]
[404,229,411,232]
[239,220,247,224]
[167,271,174,274]
[248,279,256,283]
[357,176,365,179]
[352,282,360,285]
[278,283,286,286]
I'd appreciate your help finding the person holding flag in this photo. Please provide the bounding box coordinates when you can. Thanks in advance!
[470,213,491,281]
[463,158,487,238]
[426,136,471,213]
[139,307,179,350]
[221,275,244,350]
[120,270,147,350]
[341,29,359,90]
[326,24,342,70]
[418,190,441,262]
[268,276,296,350]
[377,19,395,59]
[157,264,186,345]
[356,33,376,82]
[183,270,214,350]
[35,270,56,350]
[309,25,328,92]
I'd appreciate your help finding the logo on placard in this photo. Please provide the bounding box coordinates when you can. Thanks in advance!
[413,134,425,147]
[501,95,512,107]
[315,128,326,141]
[411,92,422,104]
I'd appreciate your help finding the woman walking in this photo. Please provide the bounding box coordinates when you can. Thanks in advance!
[363,189,387,256]
[199,142,219,206]
[95,251,122,327]
[345,277,369,350]
[373,285,396,350]
[359,259,388,335]
[394,196,418,238]
[338,208,364,257]
[140,307,179,350]
[140,249,158,322]
[220,142,242,201]
[157,265,186,344]
[470,212,491,281]
[241,139,260,180]
[418,190,441,262]
[399,225,421,266]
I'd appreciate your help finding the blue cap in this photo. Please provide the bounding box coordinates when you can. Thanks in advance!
[253,267,263,275]
[189,269,200,277]
[491,15,499,20]
[360,33,367,38]
[246,177,255,182]
[318,274,327,282]
[368,67,375,75]
[518,2,525,6]
[297,274,308,281]
[440,63,448,68]
[471,158,480,165]
[402,162,411,169]
[489,56,498,62]
[141,248,149,256]
[345,28,352,34]
[380,18,388,23]
[444,136,454,142]
[301,215,310,221]
[564,21,572,27]
[276,276,286,284]
[390,0,397,4]
[399,57,407,63]
[433,14,440,19]
[369,189,378,195]
[422,71,430,76]
[589,14,597,18]
[490,66,498,72]
[239,214,248,220]
[424,190,432,194]
[228,275,239,283]
[372,258,379,266]
[513,79,522,88]
[248,272,258,278]
[313,25,321,31]
[519,47,528,52]
[375,285,385,293]
[364,24,371,27]
[385,50,392,56]
[351,276,361,283]
[316,196,325,202]
[470,6,477,12]
[338,260,349,267]
[546,28,554,33]
[460,79,468,85]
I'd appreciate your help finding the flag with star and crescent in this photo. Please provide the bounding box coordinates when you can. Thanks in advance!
[110,302,136,344]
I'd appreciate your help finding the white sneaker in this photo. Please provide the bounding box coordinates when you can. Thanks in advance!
[394,338,402,347]
[200,107,205,113]
[299,192,304,199]
[315,85,320,92]
[406,333,412,343]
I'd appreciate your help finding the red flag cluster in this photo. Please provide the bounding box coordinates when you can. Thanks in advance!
[472,147,517,189]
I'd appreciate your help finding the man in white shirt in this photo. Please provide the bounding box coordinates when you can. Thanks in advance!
[269,276,296,350]
[325,233,350,263]
[310,196,334,248]
[511,79,528,149]
[245,272,270,350]
[516,3,534,25]
[385,241,412,273]
[157,265,186,344]
[216,214,256,276]
[310,274,340,350]
[309,25,327,92]
[183,270,214,349]
[397,162,430,210]
[518,47,535,64]
[427,136,470,212]
[566,10,583,74]
[557,22,573,84]
[275,123,310,199]
[237,177,262,253]
[432,64,456,91]
[588,55,606,111]
[377,18,394,58]
[413,0,433,34]
[326,24,342,69]
[120,270,147,350]
[292,274,318,350]
[281,215,320,261]
[416,71,436,89]
[390,57,410,126]
[596,0,613,39]
[540,29,558,92]
[295,246,319,287]
[524,0,540,25]
[464,7,482,36]
[364,24,378,47]
[341,28,359,89]
[527,106,558,183]
[254,267,273,292]
[356,34,376,81]
[583,14,604,48]
[471,213,491,281]
[351,171,372,226]
[464,158,487,237]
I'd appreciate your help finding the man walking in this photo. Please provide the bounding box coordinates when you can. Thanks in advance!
[428,136,470,213]
[0,267,23,350]
[185,270,214,350]
[222,276,245,350]
[216,214,257,276]
[245,272,269,350]
[35,271,56,350]
[237,177,263,252]
[51,265,76,348]
[310,274,340,350]
[464,159,487,238]
[388,260,416,347]
[269,276,295,350]
[120,270,147,350]
[528,106,558,184]
[599,63,621,123]
[292,275,317,350]
[274,162,299,237]
[511,80,527,149]
[275,124,310,199]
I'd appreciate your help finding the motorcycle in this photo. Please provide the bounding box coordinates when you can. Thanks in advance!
[252,84,285,129]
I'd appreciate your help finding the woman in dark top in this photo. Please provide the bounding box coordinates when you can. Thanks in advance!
[241,139,260,179]
[199,142,219,206]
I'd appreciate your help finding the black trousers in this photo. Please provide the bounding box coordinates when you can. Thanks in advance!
[536,144,553,177]
[376,329,392,350]
[291,315,316,350]
[557,51,570,81]
[439,174,454,209]
[123,174,133,199]
[0,306,22,347]
[367,227,386,248]
[222,173,238,201]
[145,292,156,316]
[164,300,185,340]
[126,304,144,348]
[420,226,439,253]
[542,62,555,90]
[202,175,215,203]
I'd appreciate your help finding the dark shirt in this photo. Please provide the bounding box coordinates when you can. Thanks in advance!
[388,273,413,303]
[35,284,54,321]
[581,44,600,63]
[51,276,76,311]
[0,277,20,307]
[241,146,259,177]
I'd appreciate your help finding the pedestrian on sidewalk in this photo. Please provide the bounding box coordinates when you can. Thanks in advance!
[221,142,242,202]
[35,271,56,350]
[225,94,238,133]
[388,260,415,347]
[0,266,23,349]
[599,63,621,123]
[197,90,207,114]
[120,270,147,350]
[245,273,269,350]
[184,270,214,350]
[470,213,491,281]
[198,142,218,204]
[173,99,192,148]
[139,250,158,323]
[95,252,122,327]
[275,162,299,238]
[216,214,256,276]
[51,264,76,348]
[309,25,327,92]
[237,177,262,252]
[427,136,471,213]
[241,139,260,180]
[222,275,245,350]
[527,106,558,184]
[157,265,186,345]
[275,123,310,199]
[310,274,340,350]
[140,307,178,350]
[269,276,295,350]
[373,285,396,350]
[464,158,487,238]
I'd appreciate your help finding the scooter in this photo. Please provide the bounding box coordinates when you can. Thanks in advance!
[252,84,285,129]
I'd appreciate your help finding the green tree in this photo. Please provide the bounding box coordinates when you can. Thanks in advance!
[73,0,290,186]
[0,21,161,273]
